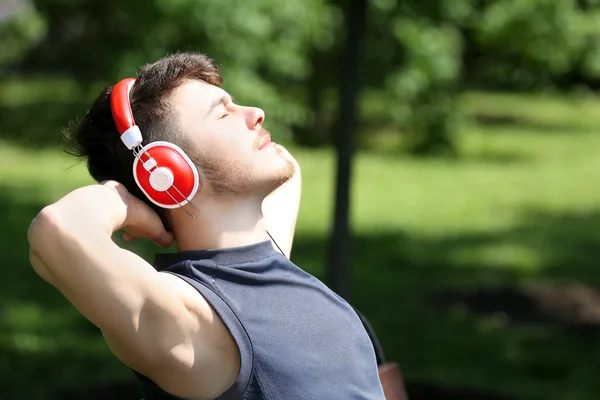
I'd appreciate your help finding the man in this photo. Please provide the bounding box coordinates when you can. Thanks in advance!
[27,52,386,400]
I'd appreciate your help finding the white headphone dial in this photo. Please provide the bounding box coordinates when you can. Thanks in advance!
[149,167,174,192]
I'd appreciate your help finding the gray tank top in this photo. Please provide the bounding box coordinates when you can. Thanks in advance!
[134,240,386,400]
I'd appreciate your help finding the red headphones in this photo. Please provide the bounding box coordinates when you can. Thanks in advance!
[110,78,200,209]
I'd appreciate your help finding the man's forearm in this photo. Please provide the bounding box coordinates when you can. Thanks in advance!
[263,169,302,258]
[29,184,127,247]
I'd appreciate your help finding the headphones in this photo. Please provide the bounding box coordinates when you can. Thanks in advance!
[109,78,200,209]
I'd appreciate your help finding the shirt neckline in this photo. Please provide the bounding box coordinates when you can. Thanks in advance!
[153,240,277,269]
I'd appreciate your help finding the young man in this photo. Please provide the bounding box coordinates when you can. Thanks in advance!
[27,52,386,400]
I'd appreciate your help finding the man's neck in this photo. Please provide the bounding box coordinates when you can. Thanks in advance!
[169,194,269,252]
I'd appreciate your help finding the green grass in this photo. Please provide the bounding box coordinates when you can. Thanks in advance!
[3,78,600,399]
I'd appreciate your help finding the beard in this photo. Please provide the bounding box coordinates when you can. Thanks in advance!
[190,128,295,198]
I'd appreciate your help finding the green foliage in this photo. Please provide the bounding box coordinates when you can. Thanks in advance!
[578,10,600,78]
[469,0,600,87]
[384,17,463,154]
[10,0,600,155]
[360,0,600,153]
[0,4,46,67]
[359,0,473,154]
[27,0,340,142]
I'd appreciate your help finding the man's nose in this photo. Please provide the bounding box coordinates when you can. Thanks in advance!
[245,107,265,130]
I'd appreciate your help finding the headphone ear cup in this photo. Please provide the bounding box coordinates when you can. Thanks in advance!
[133,141,200,208]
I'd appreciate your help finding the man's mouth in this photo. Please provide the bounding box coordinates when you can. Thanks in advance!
[259,134,275,150]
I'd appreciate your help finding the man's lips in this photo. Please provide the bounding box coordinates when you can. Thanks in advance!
[258,134,273,150]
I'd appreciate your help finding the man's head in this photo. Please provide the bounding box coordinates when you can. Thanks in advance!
[66,52,295,228]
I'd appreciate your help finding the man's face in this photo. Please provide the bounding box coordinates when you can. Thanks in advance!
[170,79,295,198]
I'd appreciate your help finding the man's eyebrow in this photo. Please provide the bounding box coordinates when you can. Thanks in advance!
[206,95,233,115]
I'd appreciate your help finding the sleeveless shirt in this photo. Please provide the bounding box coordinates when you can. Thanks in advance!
[134,240,386,400]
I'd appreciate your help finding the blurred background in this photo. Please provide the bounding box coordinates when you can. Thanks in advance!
[3,0,600,399]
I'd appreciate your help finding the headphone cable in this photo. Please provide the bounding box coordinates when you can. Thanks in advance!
[266,230,285,256]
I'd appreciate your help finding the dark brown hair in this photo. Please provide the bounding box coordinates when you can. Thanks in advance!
[65,52,223,229]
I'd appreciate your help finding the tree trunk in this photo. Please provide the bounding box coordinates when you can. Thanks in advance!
[326,0,368,299]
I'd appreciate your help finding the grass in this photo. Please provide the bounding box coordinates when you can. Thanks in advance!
[2,78,600,399]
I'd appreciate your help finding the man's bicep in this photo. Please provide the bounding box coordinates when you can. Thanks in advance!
[29,227,193,368]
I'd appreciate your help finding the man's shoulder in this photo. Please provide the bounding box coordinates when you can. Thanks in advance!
[144,272,240,399]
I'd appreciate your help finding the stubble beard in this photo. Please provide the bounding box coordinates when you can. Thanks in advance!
[192,129,295,198]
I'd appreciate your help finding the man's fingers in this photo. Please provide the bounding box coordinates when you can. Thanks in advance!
[122,228,173,248]
[157,231,175,248]
[140,212,173,247]
[102,180,174,248]
[132,203,174,247]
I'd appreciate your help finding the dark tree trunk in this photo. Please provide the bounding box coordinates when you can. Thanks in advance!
[326,0,368,299]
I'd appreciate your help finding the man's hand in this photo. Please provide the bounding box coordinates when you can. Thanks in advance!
[102,181,174,247]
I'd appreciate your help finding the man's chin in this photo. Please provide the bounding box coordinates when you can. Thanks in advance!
[260,165,295,196]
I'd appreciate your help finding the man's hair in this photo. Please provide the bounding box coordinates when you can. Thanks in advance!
[65,52,223,229]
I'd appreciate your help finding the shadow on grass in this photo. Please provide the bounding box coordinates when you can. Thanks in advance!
[292,209,600,400]
[3,184,600,400]
[427,210,600,330]
[458,150,533,165]
[471,113,598,135]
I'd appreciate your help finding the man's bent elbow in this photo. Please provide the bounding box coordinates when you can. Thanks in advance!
[27,208,62,282]
[27,206,70,267]
[28,206,57,252]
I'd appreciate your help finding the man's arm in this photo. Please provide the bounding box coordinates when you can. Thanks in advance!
[262,145,302,259]
[27,182,238,399]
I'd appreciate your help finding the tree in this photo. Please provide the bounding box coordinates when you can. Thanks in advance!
[326,0,368,299]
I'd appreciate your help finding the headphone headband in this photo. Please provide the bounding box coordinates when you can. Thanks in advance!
[110,78,143,150]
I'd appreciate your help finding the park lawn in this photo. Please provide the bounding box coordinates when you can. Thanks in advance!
[2,81,600,399]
